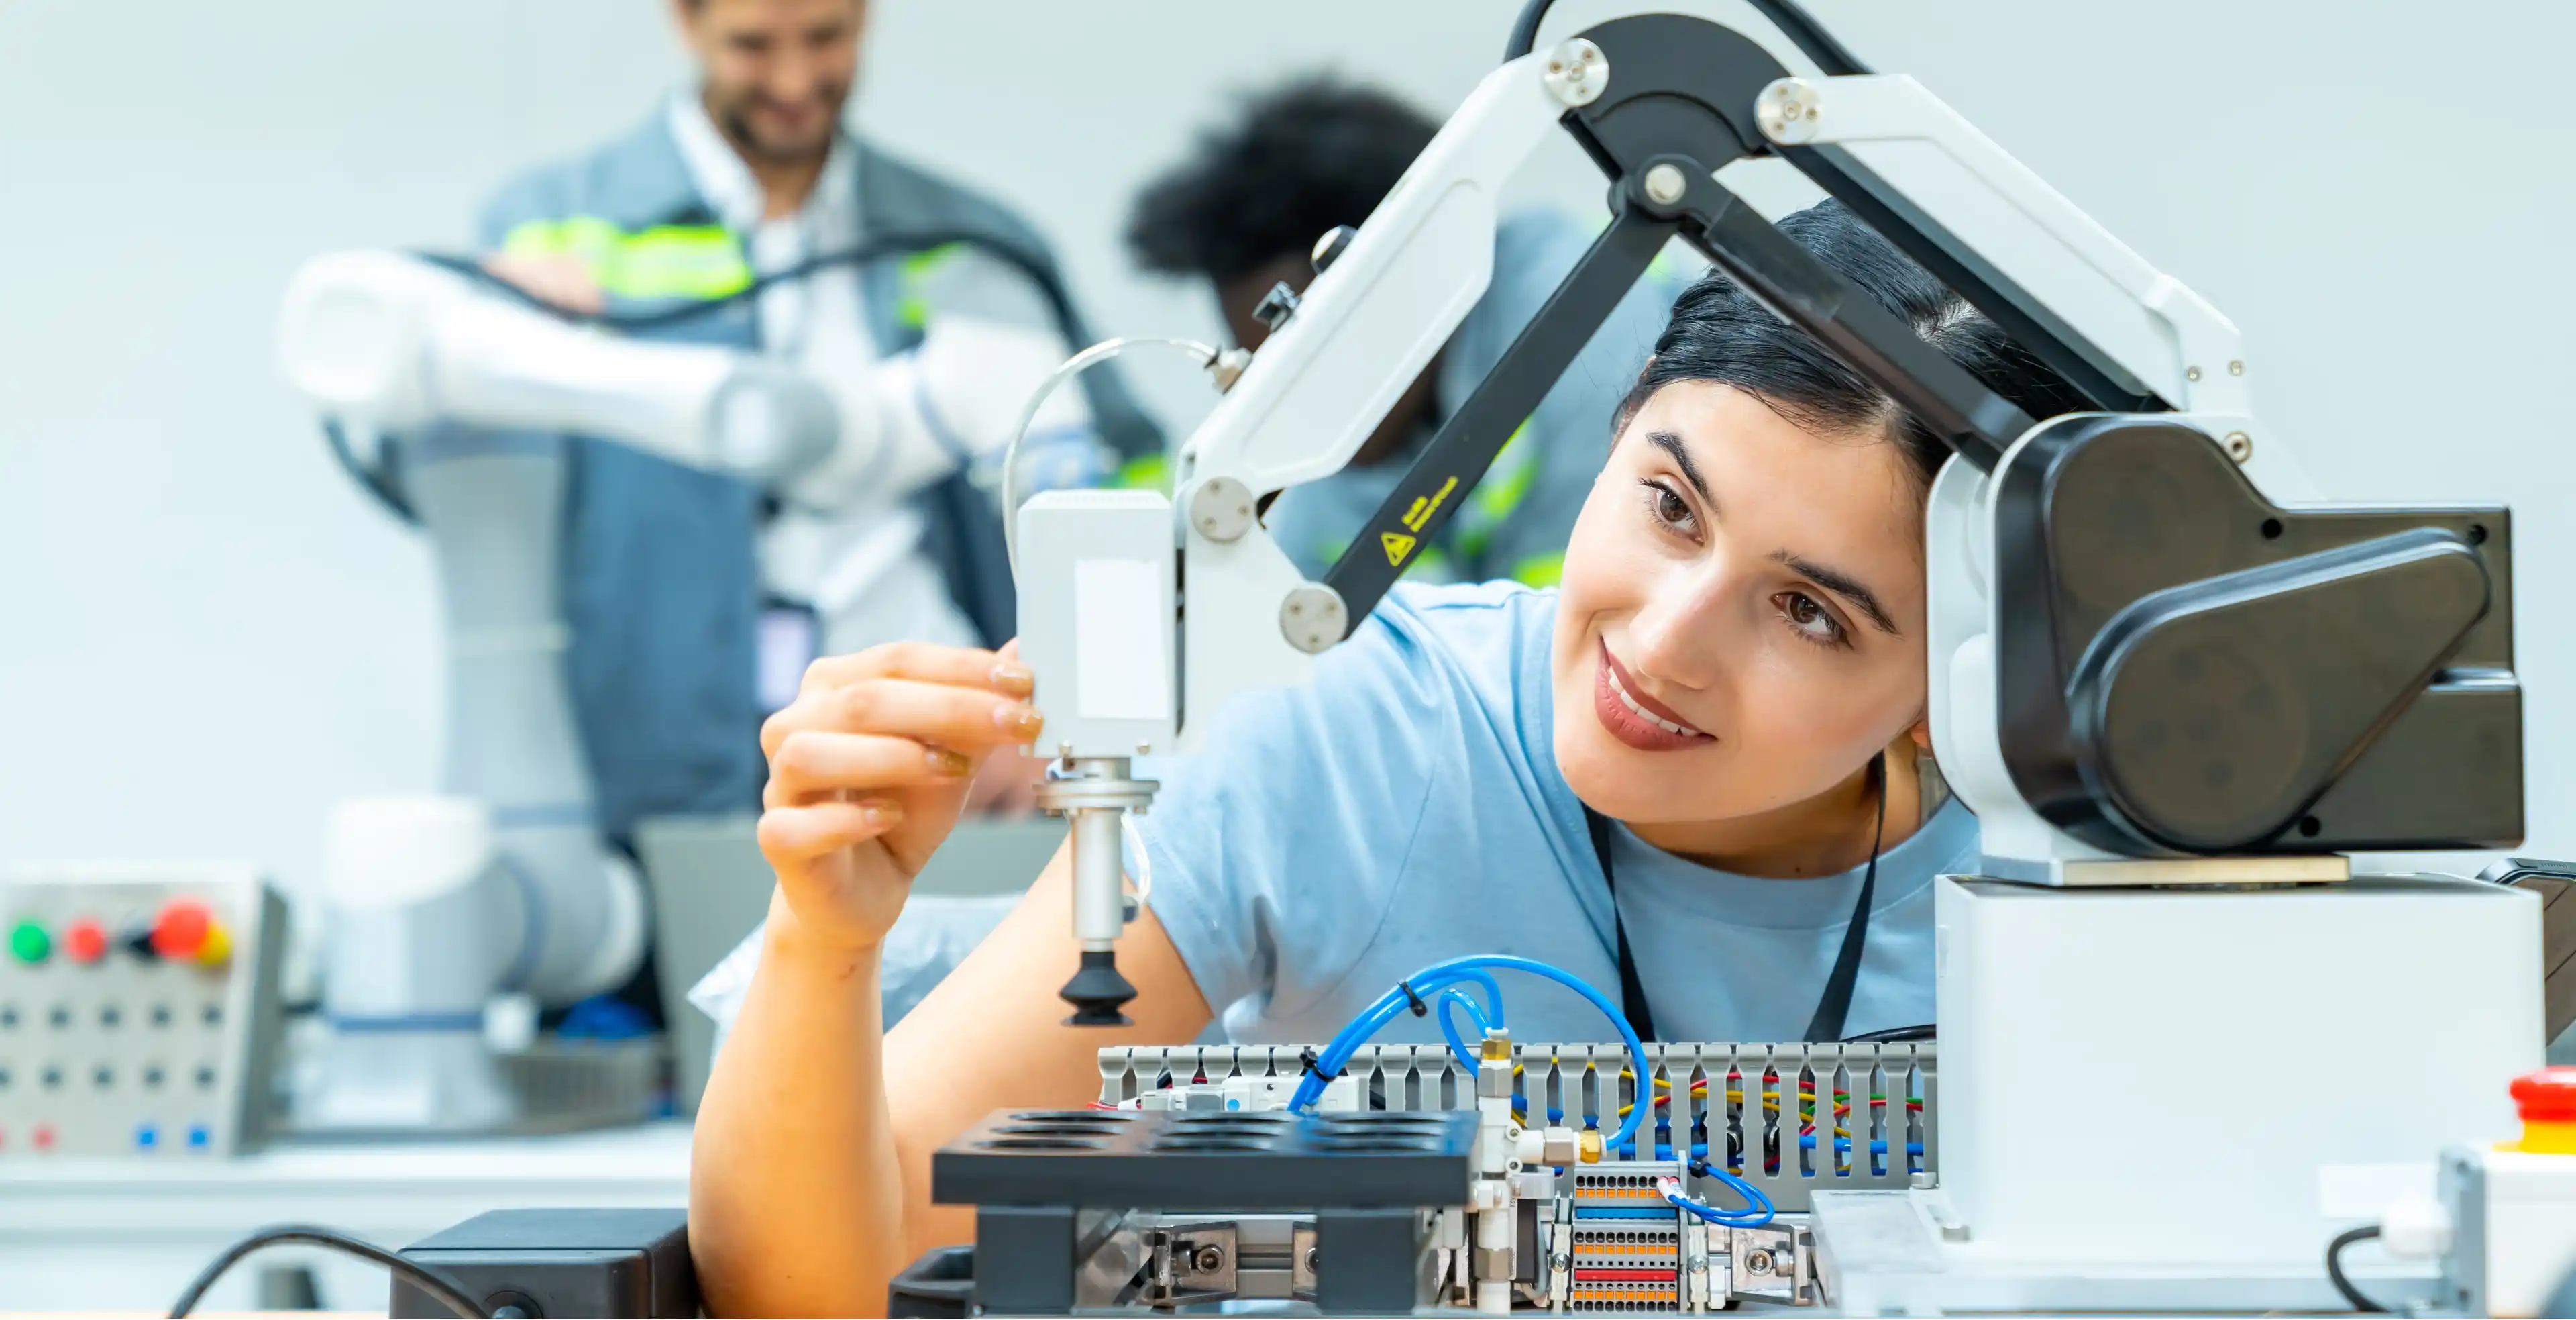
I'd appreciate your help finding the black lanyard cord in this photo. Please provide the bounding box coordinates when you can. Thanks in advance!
[1589,752,1888,1043]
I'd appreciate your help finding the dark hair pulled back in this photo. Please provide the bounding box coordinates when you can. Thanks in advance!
[1617,200,2088,487]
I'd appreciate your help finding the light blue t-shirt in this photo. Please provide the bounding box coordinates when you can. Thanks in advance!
[1136,581,1982,1047]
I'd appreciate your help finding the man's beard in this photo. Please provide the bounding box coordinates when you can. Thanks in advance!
[716,92,845,166]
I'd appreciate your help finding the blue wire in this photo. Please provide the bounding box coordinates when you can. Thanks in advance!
[1287,955,1652,1150]
[1446,970,1505,1029]
[1434,988,1490,1074]
[1664,1166,1776,1228]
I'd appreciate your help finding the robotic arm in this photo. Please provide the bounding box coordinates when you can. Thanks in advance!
[1018,1,2522,1019]
[277,250,1095,512]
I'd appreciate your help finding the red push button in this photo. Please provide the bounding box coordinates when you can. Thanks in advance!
[31,1123,55,1152]
[2510,1066,2576,1123]
[151,899,212,961]
[63,919,107,965]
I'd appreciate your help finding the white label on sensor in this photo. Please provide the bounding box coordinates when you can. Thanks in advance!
[1074,558,1171,721]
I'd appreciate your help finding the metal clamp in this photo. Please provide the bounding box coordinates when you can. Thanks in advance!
[1032,770,1159,817]
[1139,1221,1239,1307]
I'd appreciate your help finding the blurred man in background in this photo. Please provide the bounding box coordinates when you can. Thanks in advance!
[1128,77,1688,588]
[471,0,1154,836]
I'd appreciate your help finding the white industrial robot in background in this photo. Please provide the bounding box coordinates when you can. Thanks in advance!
[1011,0,2557,1311]
[274,249,1093,1131]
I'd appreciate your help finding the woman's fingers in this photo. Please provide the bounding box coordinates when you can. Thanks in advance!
[757,797,904,863]
[767,731,975,803]
[763,678,1042,759]
[799,640,1034,701]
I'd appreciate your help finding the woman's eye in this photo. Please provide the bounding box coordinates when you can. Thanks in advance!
[1638,478,1696,534]
[1775,591,1849,647]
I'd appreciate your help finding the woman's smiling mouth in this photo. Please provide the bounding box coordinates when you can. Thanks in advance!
[1594,638,1715,751]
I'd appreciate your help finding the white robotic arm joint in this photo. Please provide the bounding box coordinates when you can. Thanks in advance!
[277,250,1091,515]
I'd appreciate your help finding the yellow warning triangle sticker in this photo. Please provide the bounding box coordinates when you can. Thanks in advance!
[1381,531,1417,566]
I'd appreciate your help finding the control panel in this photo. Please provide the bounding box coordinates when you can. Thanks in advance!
[0,865,285,1158]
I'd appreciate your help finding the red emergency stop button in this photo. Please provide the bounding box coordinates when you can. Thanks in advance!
[150,899,230,966]
[62,919,107,965]
[151,900,209,960]
[2510,1066,2576,1123]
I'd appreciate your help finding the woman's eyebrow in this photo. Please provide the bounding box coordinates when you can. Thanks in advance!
[1769,549,1900,635]
[1646,430,1710,502]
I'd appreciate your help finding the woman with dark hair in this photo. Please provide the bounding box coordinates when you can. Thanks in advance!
[687,201,2084,1316]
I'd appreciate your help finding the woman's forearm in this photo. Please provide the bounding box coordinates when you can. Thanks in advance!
[690,903,903,1318]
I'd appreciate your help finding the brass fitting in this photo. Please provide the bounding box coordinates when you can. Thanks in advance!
[1578,1130,1605,1164]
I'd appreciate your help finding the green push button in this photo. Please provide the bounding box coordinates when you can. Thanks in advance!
[9,921,50,964]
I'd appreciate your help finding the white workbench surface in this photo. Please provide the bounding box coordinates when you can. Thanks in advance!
[0,1121,690,1312]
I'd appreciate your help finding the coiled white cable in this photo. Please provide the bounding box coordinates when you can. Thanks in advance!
[998,335,1220,578]
[1120,813,1153,911]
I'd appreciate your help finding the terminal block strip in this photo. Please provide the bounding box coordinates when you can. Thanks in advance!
[1099,1039,1936,1212]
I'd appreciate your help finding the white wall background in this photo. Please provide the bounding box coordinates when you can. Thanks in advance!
[2,0,2569,914]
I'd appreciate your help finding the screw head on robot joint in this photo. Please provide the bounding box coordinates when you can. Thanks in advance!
[1189,476,1255,542]
[2187,364,2203,381]
[1281,585,1346,654]
[2224,431,2253,462]
[2229,359,2246,376]
[1643,163,1687,206]
[1542,38,1607,107]
[1756,78,1823,144]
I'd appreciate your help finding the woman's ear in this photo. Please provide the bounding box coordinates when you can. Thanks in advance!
[1908,715,1933,754]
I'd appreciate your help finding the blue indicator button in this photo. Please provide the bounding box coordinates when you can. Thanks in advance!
[186,1123,211,1150]
[134,1123,159,1149]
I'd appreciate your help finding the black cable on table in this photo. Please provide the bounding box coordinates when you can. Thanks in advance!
[169,1223,486,1319]
[2325,1224,2390,1313]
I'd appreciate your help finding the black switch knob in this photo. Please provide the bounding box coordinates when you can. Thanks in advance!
[1252,281,1301,334]
[123,925,160,962]
[1310,225,1356,274]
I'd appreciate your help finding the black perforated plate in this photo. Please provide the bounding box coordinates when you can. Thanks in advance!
[932,1107,1477,1209]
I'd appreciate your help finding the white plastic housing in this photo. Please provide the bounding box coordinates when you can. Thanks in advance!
[1933,876,2542,1270]
[1921,446,2116,872]
[1015,490,1179,758]
[2449,1146,2576,1317]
